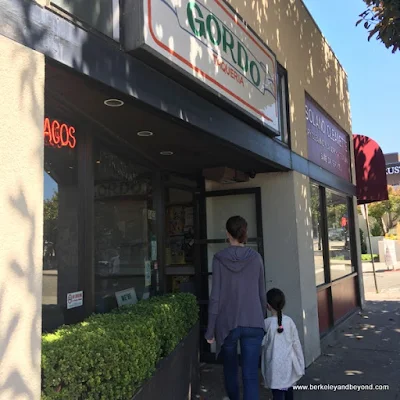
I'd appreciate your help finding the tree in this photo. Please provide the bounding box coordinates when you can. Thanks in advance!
[43,191,59,268]
[368,186,400,233]
[44,192,58,239]
[356,0,400,53]
[327,203,347,228]
[359,228,368,253]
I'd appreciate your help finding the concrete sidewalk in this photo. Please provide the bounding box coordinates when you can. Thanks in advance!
[295,299,400,399]
[198,272,400,399]
[361,261,400,273]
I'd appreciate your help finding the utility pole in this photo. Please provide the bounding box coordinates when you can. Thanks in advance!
[364,204,379,293]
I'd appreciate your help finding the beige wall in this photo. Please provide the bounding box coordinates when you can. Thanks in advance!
[0,36,44,400]
[206,171,321,366]
[228,0,352,157]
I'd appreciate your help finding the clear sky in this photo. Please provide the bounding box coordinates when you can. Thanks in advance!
[44,173,57,200]
[302,0,399,155]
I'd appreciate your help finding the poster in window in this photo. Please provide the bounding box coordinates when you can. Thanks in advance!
[183,207,194,262]
[172,275,190,292]
[145,260,152,287]
[168,206,185,235]
[168,235,186,264]
[184,207,194,228]
[151,237,157,261]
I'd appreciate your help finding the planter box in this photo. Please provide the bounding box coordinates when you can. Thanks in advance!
[132,322,200,400]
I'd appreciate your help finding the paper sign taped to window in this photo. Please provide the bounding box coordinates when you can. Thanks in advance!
[145,261,152,287]
[115,288,138,307]
[67,291,83,309]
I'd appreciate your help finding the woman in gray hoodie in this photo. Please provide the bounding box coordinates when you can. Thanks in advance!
[205,216,267,400]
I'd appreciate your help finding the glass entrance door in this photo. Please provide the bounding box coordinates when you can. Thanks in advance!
[199,188,264,361]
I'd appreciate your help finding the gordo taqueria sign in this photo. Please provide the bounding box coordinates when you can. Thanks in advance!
[131,0,278,132]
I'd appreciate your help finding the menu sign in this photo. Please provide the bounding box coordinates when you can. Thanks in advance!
[306,96,350,181]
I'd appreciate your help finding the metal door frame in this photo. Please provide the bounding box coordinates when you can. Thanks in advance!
[198,187,264,362]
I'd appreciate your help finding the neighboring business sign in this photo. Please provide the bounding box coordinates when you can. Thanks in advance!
[386,163,400,186]
[384,240,397,267]
[305,96,351,181]
[66,291,83,309]
[128,0,279,132]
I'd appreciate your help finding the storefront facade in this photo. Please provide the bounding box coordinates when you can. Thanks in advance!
[0,0,362,397]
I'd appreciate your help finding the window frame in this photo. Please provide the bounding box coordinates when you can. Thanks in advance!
[276,63,290,146]
[42,115,164,331]
[325,187,356,282]
[311,181,360,335]
[311,182,358,288]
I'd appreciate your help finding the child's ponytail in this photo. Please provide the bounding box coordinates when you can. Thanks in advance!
[267,288,286,334]
[277,309,284,333]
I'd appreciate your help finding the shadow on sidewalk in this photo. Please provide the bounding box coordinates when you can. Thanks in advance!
[296,300,400,399]
[198,363,272,400]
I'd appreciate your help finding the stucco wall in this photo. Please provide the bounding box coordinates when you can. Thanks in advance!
[206,171,321,366]
[0,35,44,400]
[228,0,352,157]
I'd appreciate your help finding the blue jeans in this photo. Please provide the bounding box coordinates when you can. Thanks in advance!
[222,326,264,400]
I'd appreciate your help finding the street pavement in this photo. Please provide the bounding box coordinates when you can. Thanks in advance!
[197,270,400,399]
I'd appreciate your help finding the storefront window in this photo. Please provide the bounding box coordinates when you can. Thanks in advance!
[94,145,156,313]
[313,183,358,334]
[326,189,354,280]
[311,183,325,286]
[51,0,119,40]
[43,123,79,332]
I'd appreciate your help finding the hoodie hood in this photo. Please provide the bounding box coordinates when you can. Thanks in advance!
[215,246,259,272]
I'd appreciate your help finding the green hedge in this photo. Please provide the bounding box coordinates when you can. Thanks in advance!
[361,253,379,262]
[42,293,199,400]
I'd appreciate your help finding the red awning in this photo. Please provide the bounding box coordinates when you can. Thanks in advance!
[353,134,388,205]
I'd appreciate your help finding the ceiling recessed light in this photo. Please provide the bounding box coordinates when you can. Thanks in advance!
[104,98,124,107]
[160,151,174,156]
[96,160,101,164]
[137,130,154,137]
